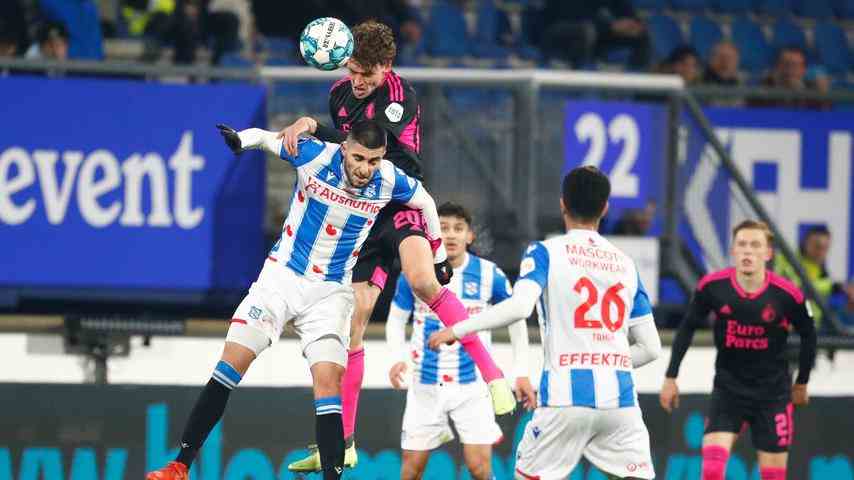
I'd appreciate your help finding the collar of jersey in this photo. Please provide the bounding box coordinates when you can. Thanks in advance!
[452,252,470,273]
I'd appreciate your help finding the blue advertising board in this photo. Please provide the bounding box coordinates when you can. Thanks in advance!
[0,77,267,295]
[562,99,854,282]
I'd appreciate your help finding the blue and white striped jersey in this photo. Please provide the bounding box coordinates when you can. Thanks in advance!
[519,230,654,409]
[261,135,423,283]
[388,253,512,384]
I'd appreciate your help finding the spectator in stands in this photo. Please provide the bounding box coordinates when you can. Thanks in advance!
[612,200,657,236]
[0,22,18,58]
[749,46,830,109]
[537,0,651,69]
[38,0,104,59]
[704,41,740,86]
[657,45,701,85]
[775,226,854,331]
[26,22,70,61]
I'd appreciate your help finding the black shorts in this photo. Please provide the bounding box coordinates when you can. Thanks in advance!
[352,203,429,290]
[705,388,794,452]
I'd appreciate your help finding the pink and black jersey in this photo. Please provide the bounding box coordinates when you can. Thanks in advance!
[328,71,422,179]
[667,268,817,402]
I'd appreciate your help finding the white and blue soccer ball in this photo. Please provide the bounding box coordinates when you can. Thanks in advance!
[299,17,354,71]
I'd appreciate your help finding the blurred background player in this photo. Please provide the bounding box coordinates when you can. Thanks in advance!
[145,120,445,480]
[283,19,514,473]
[386,202,536,480]
[660,220,817,480]
[430,166,662,480]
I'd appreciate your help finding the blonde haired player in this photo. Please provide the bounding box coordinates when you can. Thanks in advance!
[430,166,663,479]
[387,202,535,480]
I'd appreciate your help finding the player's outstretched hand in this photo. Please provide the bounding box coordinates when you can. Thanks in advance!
[792,383,809,406]
[389,361,409,390]
[434,259,453,286]
[277,117,317,157]
[515,377,537,411]
[660,378,680,413]
[428,328,457,350]
[217,124,242,154]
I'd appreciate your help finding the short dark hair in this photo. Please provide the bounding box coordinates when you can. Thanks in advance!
[347,120,387,149]
[561,166,610,222]
[351,20,396,69]
[438,202,473,226]
[37,21,68,45]
[777,45,806,63]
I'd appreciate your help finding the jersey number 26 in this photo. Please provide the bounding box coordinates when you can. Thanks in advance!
[573,277,626,332]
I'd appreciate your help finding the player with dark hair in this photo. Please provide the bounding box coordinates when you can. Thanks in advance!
[282,20,514,472]
[660,220,817,480]
[145,120,445,480]
[430,166,662,480]
[388,202,535,480]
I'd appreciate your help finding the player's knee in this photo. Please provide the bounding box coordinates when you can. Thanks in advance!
[306,337,347,396]
[466,460,491,480]
[400,461,425,480]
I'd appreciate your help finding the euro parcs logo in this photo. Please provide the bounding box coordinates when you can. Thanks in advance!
[0,132,204,229]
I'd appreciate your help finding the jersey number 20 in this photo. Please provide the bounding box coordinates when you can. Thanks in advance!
[573,277,626,332]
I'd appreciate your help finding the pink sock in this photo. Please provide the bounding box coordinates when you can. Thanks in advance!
[341,348,364,439]
[760,467,787,480]
[428,288,504,382]
[701,445,729,480]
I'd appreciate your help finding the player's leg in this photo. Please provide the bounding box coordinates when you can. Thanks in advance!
[752,401,793,480]
[461,445,492,480]
[400,450,431,480]
[583,407,655,480]
[146,266,285,480]
[701,389,743,480]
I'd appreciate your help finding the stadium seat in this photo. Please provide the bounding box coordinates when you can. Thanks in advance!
[648,14,685,61]
[754,0,791,16]
[834,0,854,18]
[814,21,853,74]
[632,0,667,10]
[473,0,512,59]
[219,52,252,69]
[793,0,835,18]
[425,1,471,58]
[731,16,772,72]
[772,18,808,51]
[690,15,723,61]
[712,0,753,14]
[262,36,297,60]
[670,0,709,11]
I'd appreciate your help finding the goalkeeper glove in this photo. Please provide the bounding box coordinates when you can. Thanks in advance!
[217,124,243,154]
[434,259,453,286]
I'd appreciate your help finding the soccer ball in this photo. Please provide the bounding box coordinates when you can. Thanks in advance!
[299,17,354,71]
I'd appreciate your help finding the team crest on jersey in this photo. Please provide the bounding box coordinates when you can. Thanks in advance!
[248,306,262,320]
[761,304,777,323]
[385,102,404,123]
[363,182,377,198]
[326,169,336,182]
[464,281,478,296]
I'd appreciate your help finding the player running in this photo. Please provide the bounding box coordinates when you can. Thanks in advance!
[430,166,663,480]
[144,120,444,480]
[660,220,817,480]
[387,202,536,480]
[282,20,514,473]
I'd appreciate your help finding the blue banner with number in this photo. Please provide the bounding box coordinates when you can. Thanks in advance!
[0,77,267,296]
[563,100,667,233]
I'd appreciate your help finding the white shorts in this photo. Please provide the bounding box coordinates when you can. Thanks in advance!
[401,380,502,451]
[227,259,354,366]
[515,406,655,480]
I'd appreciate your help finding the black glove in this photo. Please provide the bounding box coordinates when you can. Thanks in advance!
[434,259,453,286]
[217,124,243,154]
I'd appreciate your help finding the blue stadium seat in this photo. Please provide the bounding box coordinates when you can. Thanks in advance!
[815,21,853,74]
[833,0,854,18]
[754,0,791,16]
[772,18,807,51]
[648,14,685,61]
[793,0,835,18]
[690,15,723,61]
[632,0,667,10]
[670,0,709,11]
[731,16,772,72]
[713,0,753,13]
[425,1,471,57]
[262,36,297,60]
[473,0,511,59]
[219,52,253,69]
